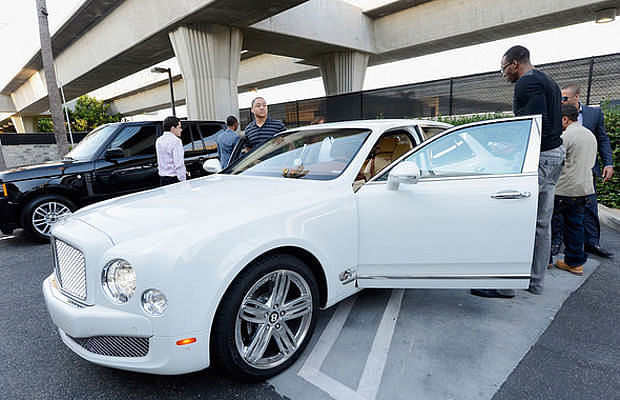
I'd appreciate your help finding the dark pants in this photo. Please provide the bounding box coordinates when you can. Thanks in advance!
[552,195,588,267]
[552,177,600,247]
[159,176,180,186]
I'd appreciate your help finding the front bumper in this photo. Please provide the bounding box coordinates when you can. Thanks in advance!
[0,197,19,234]
[43,274,210,375]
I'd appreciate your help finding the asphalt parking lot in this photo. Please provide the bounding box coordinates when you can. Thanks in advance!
[1,225,618,400]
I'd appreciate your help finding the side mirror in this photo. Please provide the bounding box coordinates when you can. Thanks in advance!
[203,158,222,174]
[387,161,421,191]
[104,147,125,160]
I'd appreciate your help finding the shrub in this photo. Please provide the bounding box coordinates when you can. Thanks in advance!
[597,101,620,208]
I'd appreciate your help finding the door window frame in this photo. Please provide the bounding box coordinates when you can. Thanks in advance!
[366,116,540,184]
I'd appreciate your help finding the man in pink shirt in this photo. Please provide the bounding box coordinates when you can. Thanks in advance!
[156,116,186,186]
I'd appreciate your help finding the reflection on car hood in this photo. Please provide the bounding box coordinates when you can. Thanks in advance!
[0,160,78,182]
[73,174,330,243]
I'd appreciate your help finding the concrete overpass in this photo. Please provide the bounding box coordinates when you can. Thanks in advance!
[2,0,619,130]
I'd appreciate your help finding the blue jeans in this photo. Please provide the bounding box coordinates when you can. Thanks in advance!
[553,196,588,266]
[551,177,600,247]
[498,145,565,296]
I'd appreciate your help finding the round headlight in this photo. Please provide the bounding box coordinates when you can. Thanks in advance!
[141,289,168,316]
[102,259,136,303]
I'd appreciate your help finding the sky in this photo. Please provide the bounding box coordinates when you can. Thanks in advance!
[1,0,619,117]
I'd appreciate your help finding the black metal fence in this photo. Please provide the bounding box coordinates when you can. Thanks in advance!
[239,53,620,129]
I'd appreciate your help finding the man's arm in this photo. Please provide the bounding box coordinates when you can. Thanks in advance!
[172,141,187,181]
[592,108,614,182]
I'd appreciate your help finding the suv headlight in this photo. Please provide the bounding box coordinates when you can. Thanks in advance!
[102,259,136,303]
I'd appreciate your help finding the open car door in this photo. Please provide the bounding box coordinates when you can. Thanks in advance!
[355,116,540,289]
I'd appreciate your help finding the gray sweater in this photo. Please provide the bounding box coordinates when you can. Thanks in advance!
[555,122,597,197]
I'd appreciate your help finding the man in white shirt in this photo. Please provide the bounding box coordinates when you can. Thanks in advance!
[551,104,598,276]
[156,116,186,186]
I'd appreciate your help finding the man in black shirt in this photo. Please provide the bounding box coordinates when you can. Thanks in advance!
[244,97,286,150]
[472,46,565,298]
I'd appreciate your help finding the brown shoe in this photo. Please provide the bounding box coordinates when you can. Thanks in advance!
[554,260,583,276]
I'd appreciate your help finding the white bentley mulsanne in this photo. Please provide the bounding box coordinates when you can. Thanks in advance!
[43,117,540,380]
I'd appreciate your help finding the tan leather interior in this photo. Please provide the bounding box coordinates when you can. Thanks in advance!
[358,134,414,182]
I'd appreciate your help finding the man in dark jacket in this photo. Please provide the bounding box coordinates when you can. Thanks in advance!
[472,45,565,298]
[551,84,614,258]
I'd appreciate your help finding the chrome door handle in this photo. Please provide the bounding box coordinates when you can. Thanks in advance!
[491,190,531,199]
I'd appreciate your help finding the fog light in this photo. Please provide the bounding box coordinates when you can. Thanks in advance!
[142,289,168,316]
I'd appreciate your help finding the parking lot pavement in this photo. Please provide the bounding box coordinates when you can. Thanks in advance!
[0,230,286,400]
[269,260,604,400]
[2,226,618,400]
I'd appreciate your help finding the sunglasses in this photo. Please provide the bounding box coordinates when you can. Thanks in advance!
[561,96,569,102]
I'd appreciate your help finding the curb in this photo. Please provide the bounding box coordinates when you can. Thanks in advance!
[599,204,620,232]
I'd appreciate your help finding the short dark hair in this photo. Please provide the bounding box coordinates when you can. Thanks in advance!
[503,45,530,64]
[226,115,238,127]
[251,97,265,107]
[561,83,580,95]
[561,104,579,121]
[163,116,180,132]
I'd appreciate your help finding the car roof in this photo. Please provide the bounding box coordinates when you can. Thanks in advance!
[283,119,452,132]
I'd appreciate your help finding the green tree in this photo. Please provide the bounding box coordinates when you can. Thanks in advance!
[37,117,54,132]
[67,95,122,131]
[37,95,122,133]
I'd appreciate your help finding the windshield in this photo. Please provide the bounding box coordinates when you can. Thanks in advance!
[64,124,119,161]
[228,128,371,180]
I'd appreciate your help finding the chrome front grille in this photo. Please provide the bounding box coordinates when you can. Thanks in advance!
[68,335,150,357]
[54,239,87,301]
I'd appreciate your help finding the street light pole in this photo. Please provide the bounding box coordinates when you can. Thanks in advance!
[151,67,176,117]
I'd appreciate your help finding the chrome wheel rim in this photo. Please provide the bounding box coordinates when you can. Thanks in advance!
[31,201,72,236]
[235,269,313,370]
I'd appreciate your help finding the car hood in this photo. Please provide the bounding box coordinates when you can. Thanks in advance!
[73,174,332,243]
[0,160,82,182]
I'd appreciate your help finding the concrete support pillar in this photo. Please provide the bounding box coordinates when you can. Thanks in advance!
[11,115,38,133]
[168,24,242,120]
[318,51,369,96]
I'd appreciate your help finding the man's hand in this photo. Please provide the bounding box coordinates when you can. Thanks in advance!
[602,166,614,183]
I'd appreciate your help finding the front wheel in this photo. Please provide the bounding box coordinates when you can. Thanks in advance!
[21,194,76,242]
[212,254,319,380]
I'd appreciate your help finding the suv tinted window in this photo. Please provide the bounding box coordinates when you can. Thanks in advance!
[185,125,205,152]
[199,124,222,152]
[66,124,118,160]
[109,125,157,157]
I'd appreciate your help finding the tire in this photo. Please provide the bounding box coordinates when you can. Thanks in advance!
[21,194,76,242]
[212,254,319,381]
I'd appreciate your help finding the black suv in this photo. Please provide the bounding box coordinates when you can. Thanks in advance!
[0,120,225,241]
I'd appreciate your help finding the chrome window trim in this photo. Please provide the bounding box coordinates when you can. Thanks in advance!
[363,172,536,186]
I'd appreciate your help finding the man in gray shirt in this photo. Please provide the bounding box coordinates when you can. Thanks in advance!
[551,104,598,276]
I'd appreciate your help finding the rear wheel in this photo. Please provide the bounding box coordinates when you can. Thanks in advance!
[212,254,319,380]
[21,194,76,242]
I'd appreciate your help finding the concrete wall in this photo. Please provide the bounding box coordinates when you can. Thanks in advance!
[0,144,58,168]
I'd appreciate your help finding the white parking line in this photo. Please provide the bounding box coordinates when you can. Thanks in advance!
[0,235,16,241]
[297,290,404,400]
[357,289,404,400]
